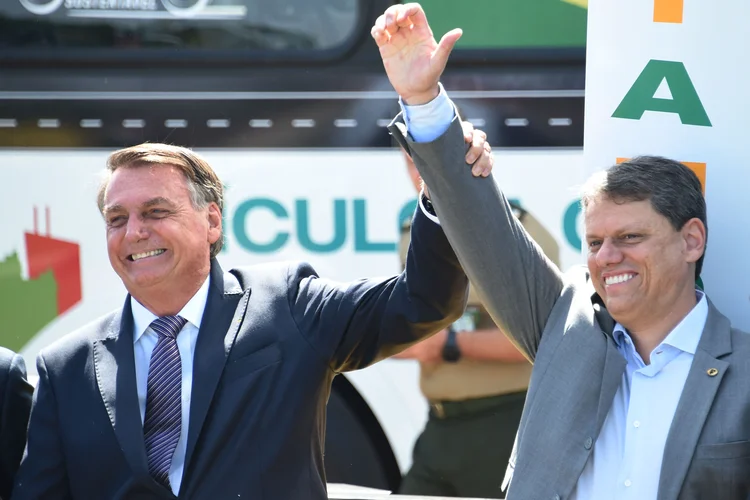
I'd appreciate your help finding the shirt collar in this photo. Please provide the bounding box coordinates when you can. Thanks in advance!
[131,275,211,344]
[613,289,708,356]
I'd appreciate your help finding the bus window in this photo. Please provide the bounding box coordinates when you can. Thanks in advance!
[420,0,586,53]
[0,0,360,55]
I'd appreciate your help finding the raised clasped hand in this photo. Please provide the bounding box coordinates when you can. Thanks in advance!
[370,3,462,105]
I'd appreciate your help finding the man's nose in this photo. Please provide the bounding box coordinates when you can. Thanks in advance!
[124,216,148,242]
[595,239,624,268]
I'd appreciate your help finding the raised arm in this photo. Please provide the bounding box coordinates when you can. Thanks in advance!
[373,3,564,359]
[289,205,468,373]
[288,120,496,372]
[401,119,563,359]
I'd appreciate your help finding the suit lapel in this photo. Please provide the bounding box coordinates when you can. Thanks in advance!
[183,260,248,471]
[93,300,149,475]
[657,302,732,500]
[595,337,626,432]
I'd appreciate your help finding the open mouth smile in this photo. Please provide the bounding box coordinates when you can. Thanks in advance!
[128,249,166,261]
[604,273,635,286]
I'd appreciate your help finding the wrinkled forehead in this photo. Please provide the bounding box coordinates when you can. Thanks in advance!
[104,164,189,205]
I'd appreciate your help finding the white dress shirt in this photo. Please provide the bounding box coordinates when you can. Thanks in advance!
[571,290,708,500]
[131,276,210,496]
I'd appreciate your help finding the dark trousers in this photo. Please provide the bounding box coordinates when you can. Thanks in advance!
[398,391,526,499]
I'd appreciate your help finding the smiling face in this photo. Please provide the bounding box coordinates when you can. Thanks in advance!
[585,195,705,332]
[102,164,221,311]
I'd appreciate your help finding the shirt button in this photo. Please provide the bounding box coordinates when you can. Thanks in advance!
[584,437,593,450]
[633,420,641,428]
[624,479,632,487]
[553,495,561,500]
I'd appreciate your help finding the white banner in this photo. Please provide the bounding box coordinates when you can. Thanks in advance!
[584,0,750,330]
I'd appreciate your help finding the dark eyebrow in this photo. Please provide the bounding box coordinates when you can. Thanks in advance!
[142,197,175,209]
[585,225,649,240]
[103,197,174,216]
[102,204,125,216]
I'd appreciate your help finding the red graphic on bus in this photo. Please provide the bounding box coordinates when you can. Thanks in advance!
[24,207,82,315]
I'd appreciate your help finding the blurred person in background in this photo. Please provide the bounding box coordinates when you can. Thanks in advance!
[394,147,560,498]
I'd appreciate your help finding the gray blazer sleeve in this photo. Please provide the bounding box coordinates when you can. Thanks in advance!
[389,114,564,360]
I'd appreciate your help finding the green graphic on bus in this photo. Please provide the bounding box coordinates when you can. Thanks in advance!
[1,213,82,351]
[422,0,587,49]
[0,253,58,352]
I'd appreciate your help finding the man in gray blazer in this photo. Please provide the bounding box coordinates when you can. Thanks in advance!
[373,3,750,499]
[13,133,493,499]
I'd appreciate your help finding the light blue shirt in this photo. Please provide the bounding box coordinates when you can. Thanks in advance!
[571,290,708,500]
[132,277,210,496]
[398,82,456,143]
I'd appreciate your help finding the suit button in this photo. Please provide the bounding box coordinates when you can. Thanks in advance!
[584,437,593,450]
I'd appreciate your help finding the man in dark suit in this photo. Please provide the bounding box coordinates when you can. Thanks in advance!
[13,132,493,499]
[0,347,32,500]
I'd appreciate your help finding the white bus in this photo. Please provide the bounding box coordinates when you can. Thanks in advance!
[0,0,589,491]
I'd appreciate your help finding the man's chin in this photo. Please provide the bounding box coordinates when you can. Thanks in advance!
[603,297,627,317]
[606,299,643,325]
[124,272,169,293]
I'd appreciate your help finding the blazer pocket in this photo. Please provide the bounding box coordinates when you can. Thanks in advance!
[694,440,750,460]
[223,343,282,383]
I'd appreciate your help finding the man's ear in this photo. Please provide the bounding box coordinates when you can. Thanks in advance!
[207,203,222,244]
[682,217,706,264]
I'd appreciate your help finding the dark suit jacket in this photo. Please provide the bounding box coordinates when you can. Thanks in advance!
[0,347,32,500]
[13,208,467,500]
[394,115,750,499]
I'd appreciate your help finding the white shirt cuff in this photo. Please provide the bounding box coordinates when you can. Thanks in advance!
[399,83,457,143]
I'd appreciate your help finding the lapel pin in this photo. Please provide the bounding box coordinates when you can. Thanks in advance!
[707,368,719,377]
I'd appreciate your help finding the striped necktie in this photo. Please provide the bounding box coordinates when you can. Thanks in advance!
[143,315,187,489]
